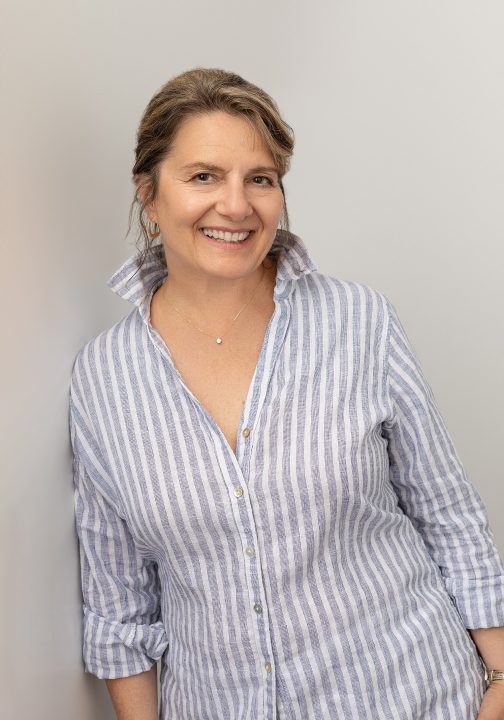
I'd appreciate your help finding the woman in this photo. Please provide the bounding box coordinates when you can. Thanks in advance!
[70,68,504,719]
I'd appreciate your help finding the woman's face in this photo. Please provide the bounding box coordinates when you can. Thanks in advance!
[147,111,284,282]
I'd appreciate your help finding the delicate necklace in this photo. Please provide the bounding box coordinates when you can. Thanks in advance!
[170,266,267,345]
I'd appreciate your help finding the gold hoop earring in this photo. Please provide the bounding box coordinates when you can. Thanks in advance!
[147,220,161,239]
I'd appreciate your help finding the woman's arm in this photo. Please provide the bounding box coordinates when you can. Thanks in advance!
[105,665,158,720]
[470,628,504,719]
[381,300,504,632]
[470,627,504,673]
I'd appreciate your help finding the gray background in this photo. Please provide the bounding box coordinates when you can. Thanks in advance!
[2,1,503,717]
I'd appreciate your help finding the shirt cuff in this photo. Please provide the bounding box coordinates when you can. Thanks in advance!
[83,606,169,679]
[444,576,504,629]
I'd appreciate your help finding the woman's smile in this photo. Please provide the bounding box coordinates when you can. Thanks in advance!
[199,227,255,247]
[146,111,284,282]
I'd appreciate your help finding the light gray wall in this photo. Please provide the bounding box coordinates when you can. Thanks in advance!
[2,1,502,717]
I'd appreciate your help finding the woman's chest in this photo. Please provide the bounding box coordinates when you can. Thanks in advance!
[151,299,275,455]
[108,343,393,552]
[171,347,258,453]
[104,295,395,554]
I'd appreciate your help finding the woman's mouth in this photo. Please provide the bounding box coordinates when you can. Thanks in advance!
[200,228,253,245]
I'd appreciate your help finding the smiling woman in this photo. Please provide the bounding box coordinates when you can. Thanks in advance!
[141,111,284,286]
[69,68,504,720]
[130,67,293,268]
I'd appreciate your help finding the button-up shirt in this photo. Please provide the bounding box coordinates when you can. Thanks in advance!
[70,230,504,719]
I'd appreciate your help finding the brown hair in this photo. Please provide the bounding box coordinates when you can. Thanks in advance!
[129,67,294,263]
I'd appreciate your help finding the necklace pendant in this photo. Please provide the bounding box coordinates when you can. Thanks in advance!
[216,337,223,345]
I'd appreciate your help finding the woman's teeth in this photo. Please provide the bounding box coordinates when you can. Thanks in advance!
[202,228,251,243]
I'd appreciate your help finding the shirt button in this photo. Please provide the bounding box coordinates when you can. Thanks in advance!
[245,546,255,557]
[253,602,263,614]
[264,662,272,673]
[233,486,244,498]
[242,427,251,438]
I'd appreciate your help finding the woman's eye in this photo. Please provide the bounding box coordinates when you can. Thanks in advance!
[192,173,213,182]
[252,176,273,186]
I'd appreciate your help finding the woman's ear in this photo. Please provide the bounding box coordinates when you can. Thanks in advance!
[134,175,156,221]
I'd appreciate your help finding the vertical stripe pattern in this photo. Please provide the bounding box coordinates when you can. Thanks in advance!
[70,230,504,719]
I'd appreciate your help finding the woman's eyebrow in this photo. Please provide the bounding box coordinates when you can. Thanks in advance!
[180,161,278,175]
[250,165,279,175]
[180,162,222,173]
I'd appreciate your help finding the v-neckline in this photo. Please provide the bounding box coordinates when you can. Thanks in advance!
[145,271,279,460]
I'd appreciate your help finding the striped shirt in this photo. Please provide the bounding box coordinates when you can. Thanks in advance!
[70,230,504,719]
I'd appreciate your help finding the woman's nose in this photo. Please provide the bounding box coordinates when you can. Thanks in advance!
[215,180,253,221]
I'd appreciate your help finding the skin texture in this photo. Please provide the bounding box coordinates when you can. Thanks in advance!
[143,110,284,330]
[470,626,504,719]
[105,665,157,720]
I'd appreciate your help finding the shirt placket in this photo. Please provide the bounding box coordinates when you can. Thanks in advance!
[217,295,290,720]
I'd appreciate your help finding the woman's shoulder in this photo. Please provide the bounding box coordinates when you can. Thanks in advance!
[301,271,391,319]
[70,307,142,391]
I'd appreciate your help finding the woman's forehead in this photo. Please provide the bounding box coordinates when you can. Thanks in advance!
[170,111,272,161]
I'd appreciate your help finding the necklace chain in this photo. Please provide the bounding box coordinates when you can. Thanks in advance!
[170,266,267,345]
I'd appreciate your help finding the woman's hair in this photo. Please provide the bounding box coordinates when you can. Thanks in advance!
[130,67,295,263]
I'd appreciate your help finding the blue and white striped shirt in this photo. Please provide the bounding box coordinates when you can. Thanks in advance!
[70,231,504,719]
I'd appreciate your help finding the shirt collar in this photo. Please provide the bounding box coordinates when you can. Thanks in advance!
[107,229,317,309]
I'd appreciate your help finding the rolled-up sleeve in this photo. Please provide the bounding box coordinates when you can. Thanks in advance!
[73,457,168,678]
[382,299,504,629]
[69,368,168,679]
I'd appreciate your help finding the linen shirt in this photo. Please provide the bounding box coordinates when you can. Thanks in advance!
[70,230,504,720]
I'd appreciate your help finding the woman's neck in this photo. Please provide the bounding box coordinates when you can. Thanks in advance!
[156,258,277,328]
[156,258,276,322]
